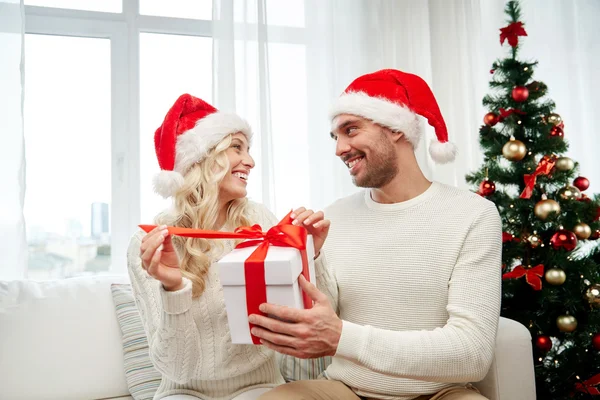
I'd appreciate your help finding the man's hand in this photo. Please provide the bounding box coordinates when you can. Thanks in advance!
[290,207,330,257]
[248,275,342,358]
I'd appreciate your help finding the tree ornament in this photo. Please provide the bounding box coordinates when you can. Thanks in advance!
[573,176,590,191]
[550,125,564,138]
[550,229,578,251]
[527,233,542,248]
[511,86,529,102]
[585,284,600,308]
[483,112,499,126]
[535,335,553,352]
[593,333,600,351]
[556,315,577,332]
[558,185,581,201]
[547,113,562,126]
[545,268,566,286]
[534,196,561,220]
[555,156,575,172]
[592,230,600,240]
[502,137,527,161]
[573,222,592,240]
[478,179,496,197]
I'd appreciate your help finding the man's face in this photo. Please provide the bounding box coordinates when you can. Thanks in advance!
[330,114,398,188]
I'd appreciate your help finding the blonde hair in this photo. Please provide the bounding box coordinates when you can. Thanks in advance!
[155,134,251,298]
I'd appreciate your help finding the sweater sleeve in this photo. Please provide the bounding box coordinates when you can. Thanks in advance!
[126,230,202,384]
[334,203,502,383]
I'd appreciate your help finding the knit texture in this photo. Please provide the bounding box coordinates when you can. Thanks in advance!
[126,201,285,400]
[317,182,502,400]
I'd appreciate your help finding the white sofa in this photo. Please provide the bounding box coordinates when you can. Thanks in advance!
[0,275,537,400]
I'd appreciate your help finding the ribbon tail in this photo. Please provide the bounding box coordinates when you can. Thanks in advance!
[520,174,536,199]
[299,249,312,310]
[245,241,270,345]
[525,274,543,291]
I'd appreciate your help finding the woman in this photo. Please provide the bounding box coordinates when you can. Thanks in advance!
[127,94,329,400]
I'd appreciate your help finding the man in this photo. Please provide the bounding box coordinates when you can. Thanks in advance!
[250,69,502,400]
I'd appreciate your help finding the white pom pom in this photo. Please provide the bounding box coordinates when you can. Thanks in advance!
[153,170,184,198]
[429,140,457,164]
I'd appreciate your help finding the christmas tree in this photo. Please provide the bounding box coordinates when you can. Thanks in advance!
[466,1,600,398]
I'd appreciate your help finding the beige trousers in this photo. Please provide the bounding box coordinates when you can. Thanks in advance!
[257,380,488,400]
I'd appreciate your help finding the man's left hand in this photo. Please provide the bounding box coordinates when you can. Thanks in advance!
[248,275,342,358]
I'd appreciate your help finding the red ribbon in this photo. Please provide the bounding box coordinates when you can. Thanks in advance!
[502,232,520,243]
[575,373,600,395]
[500,22,528,47]
[520,155,557,199]
[140,211,312,344]
[502,264,544,291]
[499,108,526,121]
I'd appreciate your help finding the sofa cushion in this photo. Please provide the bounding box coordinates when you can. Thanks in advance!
[111,284,162,400]
[0,275,131,400]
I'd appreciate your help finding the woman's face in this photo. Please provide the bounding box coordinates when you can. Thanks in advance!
[219,132,255,203]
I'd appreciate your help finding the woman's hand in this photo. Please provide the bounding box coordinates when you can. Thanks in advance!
[290,207,330,258]
[140,226,184,291]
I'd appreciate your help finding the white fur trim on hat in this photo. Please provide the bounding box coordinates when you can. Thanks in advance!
[429,139,457,164]
[153,170,185,199]
[330,92,421,148]
[174,111,252,175]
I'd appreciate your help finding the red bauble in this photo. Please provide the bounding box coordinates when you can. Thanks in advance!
[579,194,591,203]
[573,176,590,191]
[484,112,499,126]
[536,335,553,352]
[550,229,578,251]
[490,69,495,74]
[479,179,496,196]
[550,125,564,138]
[512,86,529,102]
[592,230,600,240]
[593,333,600,350]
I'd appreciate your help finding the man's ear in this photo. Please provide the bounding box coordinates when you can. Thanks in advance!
[389,130,405,143]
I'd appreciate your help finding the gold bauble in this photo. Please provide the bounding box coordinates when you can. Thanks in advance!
[534,199,561,220]
[573,222,592,240]
[545,268,566,286]
[502,139,527,161]
[585,284,600,308]
[558,185,581,201]
[555,157,575,172]
[547,113,562,126]
[556,315,578,332]
[527,233,542,248]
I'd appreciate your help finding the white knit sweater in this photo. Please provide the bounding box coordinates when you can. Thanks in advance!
[126,201,285,400]
[315,182,502,400]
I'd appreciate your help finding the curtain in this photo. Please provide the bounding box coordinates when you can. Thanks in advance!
[0,0,26,279]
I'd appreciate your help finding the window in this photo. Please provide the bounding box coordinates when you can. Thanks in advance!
[24,0,121,13]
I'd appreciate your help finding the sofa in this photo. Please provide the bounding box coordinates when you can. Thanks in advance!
[0,275,537,400]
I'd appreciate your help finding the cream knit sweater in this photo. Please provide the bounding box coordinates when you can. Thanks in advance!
[314,182,502,400]
[126,201,285,400]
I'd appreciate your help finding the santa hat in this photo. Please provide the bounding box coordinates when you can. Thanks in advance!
[329,69,457,164]
[153,94,252,198]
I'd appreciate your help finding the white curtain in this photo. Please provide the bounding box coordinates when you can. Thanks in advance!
[212,0,600,217]
[0,0,26,279]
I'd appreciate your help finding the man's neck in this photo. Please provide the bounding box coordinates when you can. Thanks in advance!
[370,166,431,204]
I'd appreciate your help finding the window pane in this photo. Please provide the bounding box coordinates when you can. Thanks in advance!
[24,34,111,280]
[24,0,121,13]
[139,33,213,223]
[234,0,305,27]
[140,0,211,20]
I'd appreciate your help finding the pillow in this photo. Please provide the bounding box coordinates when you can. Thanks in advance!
[277,354,332,382]
[111,284,162,400]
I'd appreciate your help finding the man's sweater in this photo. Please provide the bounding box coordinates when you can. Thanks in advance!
[315,182,502,400]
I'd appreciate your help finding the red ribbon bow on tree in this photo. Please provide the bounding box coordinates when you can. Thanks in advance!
[499,108,526,121]
[140,211,312,344]
[520,155,557,199]
[502,264,545,291]
[575,373,600,396]
[500,22,528,47]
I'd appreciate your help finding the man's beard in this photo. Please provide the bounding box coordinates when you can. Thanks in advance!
[353,132,398,188]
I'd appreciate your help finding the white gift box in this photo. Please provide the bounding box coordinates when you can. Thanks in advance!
[218,235,315,344]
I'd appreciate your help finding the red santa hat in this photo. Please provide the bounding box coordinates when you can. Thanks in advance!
[329,69,457,164]
[153,94,252,198]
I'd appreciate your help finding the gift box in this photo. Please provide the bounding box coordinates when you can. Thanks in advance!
[218,235,315,344]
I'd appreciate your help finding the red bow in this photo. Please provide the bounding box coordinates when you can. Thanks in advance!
[520,155,557,199]
[575,373,600,395]
[499,108,526,121]
[500,22,528,47]
[502,264,544,291]
[502,232,520,243]
[140,211,312,344]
